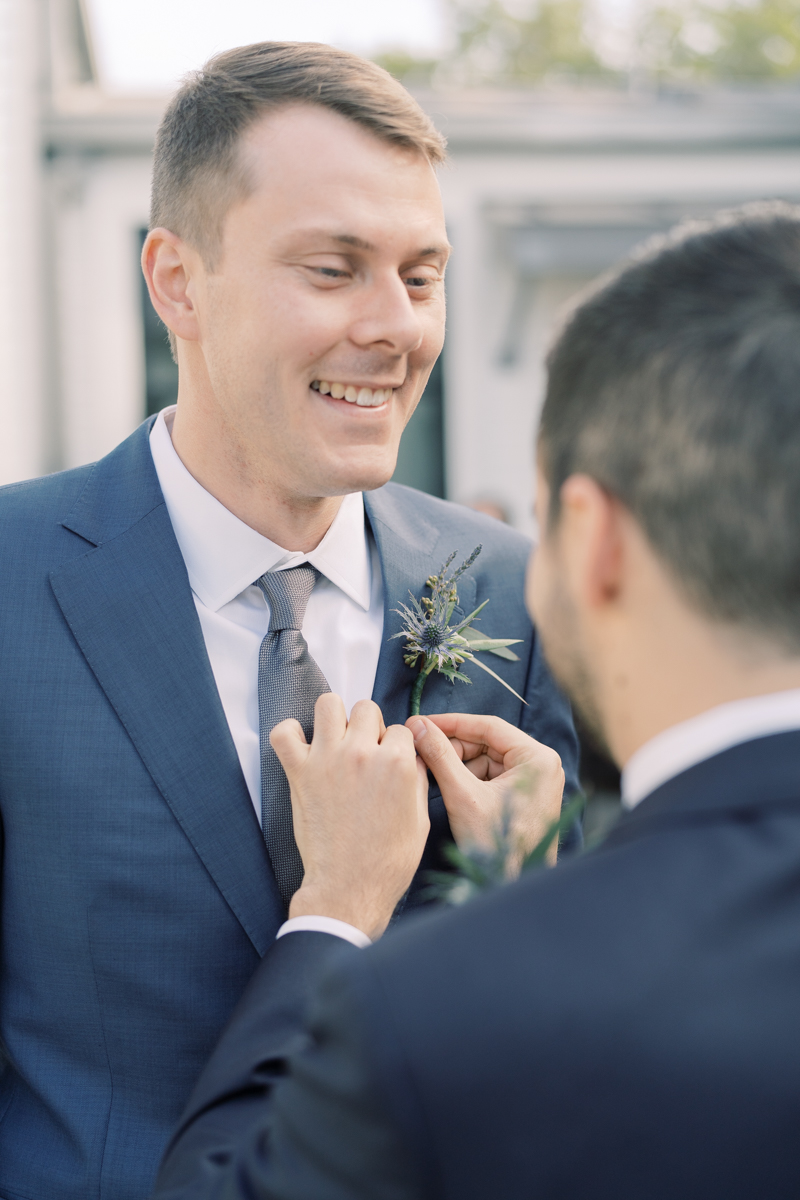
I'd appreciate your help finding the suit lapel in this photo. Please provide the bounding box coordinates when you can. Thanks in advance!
[365,487,477,725]
[51,422,279,955]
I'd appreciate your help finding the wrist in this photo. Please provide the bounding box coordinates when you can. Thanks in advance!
[289,883,391,942]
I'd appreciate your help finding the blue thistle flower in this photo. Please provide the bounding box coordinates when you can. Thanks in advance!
[390,546,527,715]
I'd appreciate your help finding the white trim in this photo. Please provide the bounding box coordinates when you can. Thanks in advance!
[622,689,800,809]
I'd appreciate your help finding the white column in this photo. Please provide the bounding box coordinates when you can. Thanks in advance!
[0,0,45,484]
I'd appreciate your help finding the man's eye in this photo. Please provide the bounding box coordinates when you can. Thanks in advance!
[317,267,347,278]
[405,276,432,289]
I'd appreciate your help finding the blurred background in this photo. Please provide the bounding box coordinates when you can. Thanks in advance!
[3,0,800,822]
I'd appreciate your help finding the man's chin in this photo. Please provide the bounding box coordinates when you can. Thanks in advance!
[312,458,398,498]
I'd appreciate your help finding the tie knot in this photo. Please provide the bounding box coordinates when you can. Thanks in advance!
[256,564,319,632]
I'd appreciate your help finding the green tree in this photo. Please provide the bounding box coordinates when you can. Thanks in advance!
[375,0,800,87]
[376,0,610,86]
[441,0,609,84]
[640,0,800,81]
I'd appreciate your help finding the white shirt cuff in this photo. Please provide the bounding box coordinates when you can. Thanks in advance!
[276,915,371,949]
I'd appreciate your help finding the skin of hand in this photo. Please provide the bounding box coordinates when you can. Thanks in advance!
[406,713,565,871]
[270,694,430,941]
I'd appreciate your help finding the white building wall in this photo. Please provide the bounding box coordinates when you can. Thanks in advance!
[440,148,800,535]
[49,152,150,467]
[0,0,45,485]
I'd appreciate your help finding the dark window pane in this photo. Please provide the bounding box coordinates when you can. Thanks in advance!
[391,356,445,497]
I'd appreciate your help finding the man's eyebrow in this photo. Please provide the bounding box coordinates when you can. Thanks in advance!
[333,234,377,252]
[331,234,452,257]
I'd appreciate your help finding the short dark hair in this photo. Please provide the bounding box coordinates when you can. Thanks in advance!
[540,202,800,648]
[150,41,447,266]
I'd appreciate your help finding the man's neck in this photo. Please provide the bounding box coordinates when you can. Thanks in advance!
[604,617,800,769]
[167,406,343,553]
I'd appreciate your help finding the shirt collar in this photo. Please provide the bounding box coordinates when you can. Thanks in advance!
[149,406,372,613]
[621,687,800,810]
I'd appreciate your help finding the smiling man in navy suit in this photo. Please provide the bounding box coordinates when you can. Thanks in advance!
[0,42,577,1200]
[153,204,800,1199]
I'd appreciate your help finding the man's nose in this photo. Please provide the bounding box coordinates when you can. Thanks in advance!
[349,274,424,356]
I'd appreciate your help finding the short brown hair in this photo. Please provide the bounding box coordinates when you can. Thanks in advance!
[150,41,447,267]
[540,202,800,649]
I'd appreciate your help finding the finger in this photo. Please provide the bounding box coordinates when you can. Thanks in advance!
[463,753,493,780]
[415,753,430,818]
[425,712,541,761]
[379,723,415,756]
[449,737,505,766]
[270,718,310,773]
[312,693,348,744]
[445,737,466,762]
[346,698,384,743]
[407,716,473,796]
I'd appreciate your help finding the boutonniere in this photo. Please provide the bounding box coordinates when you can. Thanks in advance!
[391,545,528,716]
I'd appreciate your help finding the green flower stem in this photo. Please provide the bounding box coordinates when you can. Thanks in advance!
[410,660,435,716]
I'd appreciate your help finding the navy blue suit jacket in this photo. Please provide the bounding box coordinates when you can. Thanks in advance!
[155,732,800,1199]
[0,419,577,1200]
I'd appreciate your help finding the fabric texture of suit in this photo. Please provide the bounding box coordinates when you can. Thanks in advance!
[0,417,577,1200]
[155,731,800,1199]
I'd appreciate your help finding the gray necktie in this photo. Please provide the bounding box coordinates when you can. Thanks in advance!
[256,565,331,908]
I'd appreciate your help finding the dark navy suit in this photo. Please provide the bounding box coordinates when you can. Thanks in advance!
[155,732,800,1199]
[0,418,577,1200]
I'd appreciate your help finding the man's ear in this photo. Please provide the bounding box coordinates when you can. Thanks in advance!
[141,228,201,345]
[559,474,625,609]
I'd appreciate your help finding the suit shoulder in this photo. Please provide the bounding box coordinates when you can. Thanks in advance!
[370,484,532,567]
[0,462,96,525]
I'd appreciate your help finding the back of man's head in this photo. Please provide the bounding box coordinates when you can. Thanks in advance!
[150,41,446,269]
[540,203,800,651]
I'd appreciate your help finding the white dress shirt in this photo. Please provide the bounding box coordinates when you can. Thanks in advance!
[149,407,382,949]
[622,688,800,810]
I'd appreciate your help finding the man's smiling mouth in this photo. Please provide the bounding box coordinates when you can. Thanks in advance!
[310,380,394,407]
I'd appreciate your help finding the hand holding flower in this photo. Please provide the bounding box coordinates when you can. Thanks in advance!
[407,712,565,872]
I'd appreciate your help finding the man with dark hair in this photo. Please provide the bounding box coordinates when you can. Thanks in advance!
[154,203,800,1199]
[0,42,576,1200]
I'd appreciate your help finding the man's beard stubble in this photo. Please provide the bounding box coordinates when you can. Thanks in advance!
[537,575,612,763]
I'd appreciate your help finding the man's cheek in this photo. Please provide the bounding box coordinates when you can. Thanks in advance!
[526,545,549,627]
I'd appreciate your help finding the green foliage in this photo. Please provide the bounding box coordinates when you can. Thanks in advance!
[375,0,800,87]
[642,0,800,82]
[441,0,610,85]
[373,49,440,85]
[426,793,586,906]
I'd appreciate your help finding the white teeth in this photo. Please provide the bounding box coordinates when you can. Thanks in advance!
[311,381,392,406]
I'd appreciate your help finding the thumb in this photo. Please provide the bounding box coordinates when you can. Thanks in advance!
[407,716,472,800]
[270,718,310,775]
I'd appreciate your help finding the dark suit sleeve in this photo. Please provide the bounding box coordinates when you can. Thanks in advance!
[153,938,423,1200]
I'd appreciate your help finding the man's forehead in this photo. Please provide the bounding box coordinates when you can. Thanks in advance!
[232,108,448,251]
[242,104,432,180]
